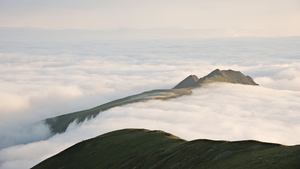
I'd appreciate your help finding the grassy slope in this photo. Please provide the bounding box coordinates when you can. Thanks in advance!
[32,129,300,169]
[45,89,192,134]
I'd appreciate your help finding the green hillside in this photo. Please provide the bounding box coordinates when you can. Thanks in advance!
[32,129,300,169]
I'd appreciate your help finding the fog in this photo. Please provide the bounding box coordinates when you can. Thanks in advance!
[0,37,300,168]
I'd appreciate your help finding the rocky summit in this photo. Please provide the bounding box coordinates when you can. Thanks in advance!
[173,69,258,89]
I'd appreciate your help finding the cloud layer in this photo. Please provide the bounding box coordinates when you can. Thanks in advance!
[1,83,300,169]
[96,84,300,145]
[0,37,300,168]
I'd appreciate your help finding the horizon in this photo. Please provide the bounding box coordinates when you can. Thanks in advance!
[1,27,300,41]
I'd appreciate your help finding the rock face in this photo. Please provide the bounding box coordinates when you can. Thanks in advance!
[173,75,199,89]
[173,69,258,89]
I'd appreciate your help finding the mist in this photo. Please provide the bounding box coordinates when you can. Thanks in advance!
[0,37,300,168]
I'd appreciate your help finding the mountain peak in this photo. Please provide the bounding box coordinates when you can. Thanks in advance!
[173,69,258,89]
[173,75,199,89]
[205,69,222,78]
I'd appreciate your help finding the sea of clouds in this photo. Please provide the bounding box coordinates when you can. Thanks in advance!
[0,37,300,168]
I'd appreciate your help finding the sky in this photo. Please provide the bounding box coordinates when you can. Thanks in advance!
[0,0,300,37]
[0,37,300,168]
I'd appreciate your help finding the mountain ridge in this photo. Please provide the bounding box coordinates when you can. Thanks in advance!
[45,89,192,134]
[32,129,300,169]
[44,69,258,135]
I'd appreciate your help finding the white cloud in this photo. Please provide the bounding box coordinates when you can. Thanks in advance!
[0,37,299,168]
[0,122,51,150]
[0,37,299,122]
[89,83,300,145]
[1,83,300,169]
[254,63,300,91]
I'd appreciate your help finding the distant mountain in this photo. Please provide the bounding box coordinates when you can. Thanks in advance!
[173,69,258,89]
[44,69,258,135]
[32,129,300,169]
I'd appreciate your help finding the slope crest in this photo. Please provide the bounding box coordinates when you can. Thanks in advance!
[173,75,199,89]
[32,129,300,169]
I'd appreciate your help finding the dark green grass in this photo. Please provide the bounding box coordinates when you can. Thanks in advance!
[32,129,300,169]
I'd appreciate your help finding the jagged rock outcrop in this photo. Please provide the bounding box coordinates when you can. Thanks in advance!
[173,69,258,89]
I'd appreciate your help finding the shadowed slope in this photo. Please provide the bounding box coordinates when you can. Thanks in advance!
[173,75,199,89]
[32,129,300,169]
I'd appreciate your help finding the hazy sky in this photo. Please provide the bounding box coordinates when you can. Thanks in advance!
[0,0,300,37]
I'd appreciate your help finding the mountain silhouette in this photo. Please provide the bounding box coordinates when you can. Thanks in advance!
[32,129,300,169]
